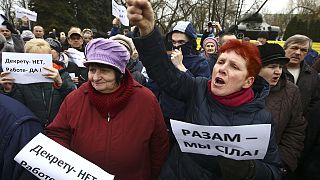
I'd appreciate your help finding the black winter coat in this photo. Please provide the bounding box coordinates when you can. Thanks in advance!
[133,28,281,180]
[265,74,306,172]
[283,62,320,116]
[1,65,76,126]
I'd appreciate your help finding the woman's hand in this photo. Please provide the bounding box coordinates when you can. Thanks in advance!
[171,49,187,72]
[0,72,15,93]
[42,67,63,88]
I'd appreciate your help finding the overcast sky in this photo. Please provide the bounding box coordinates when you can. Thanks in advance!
[243,0,291,14]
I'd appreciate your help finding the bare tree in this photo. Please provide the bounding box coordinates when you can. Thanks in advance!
[0,0,15,26]
[152,0,198,34]
[17,0,30,8]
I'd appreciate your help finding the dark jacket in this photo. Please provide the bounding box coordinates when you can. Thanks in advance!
[200,51,218,73]
[302,100,320,179]
[127,59,146,86]
[0,94,42,180]
[265,74,306,172]
[65,61,88,88]
[283,62,320,116]
[0,66,76,126]
[11,35,25,53]
[133,28,281,180]
[159,54,211,121]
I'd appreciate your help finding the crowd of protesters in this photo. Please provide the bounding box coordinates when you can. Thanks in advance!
[0,0,320,179]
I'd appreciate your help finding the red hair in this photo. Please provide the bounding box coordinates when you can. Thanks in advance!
[219,39,262,77]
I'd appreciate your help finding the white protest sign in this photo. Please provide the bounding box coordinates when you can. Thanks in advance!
[15,6,37,22]
[112,0,129,26]
[66,48,86,68]
[2,52,53,84]
[14,133,114,180]
[171,119,271,160]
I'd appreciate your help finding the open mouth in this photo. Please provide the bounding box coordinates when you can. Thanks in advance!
[215,77,225,85]
[272,77,280,81]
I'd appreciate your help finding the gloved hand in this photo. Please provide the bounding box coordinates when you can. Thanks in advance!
[216,156,256,180]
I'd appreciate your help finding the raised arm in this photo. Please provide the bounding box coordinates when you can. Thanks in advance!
[127,0,197,100]
[126,0,155,36]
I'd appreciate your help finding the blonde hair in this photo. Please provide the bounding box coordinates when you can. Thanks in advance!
[24,38,51,54]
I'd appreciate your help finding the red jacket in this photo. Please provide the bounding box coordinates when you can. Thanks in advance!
[46,81,169,180]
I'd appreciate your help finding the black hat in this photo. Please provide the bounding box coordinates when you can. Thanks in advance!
[45,38,62,53]
[257,43,289,66]
[257,31,268,39]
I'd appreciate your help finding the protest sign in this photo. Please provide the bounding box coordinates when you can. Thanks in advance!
[66,48,86,68]
[112,0,129,26]
[2,52,53,84]
[171,119,271,160]
[14,133,114,180]
[15,6,37,22]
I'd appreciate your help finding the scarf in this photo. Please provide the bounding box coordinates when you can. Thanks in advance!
[88,69,134,118]
[208,80,254,107]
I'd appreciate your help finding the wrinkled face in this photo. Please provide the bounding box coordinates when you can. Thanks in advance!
[171,32,189,48]
[68,34,83,48]
[88,64,119,93]
[33,26,44,38]
[0,28,12,39]
[285,42,309,67]
[204,42,216,54]
[211,51,254,96]
[259,63,283,86]
[257,37,267,45]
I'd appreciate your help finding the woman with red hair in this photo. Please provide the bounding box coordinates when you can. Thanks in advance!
[127,0,281,179]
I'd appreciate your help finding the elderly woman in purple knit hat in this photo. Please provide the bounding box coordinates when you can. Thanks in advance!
[46,38,169,180]
[200,36,219,73]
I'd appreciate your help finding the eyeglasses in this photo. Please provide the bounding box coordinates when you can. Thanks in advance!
[288,45,308,53]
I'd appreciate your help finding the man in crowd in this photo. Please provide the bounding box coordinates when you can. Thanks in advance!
[257,31,268,45]
[200,21,222,47]
[67,27,84,52]
[283,34,320,179]
[0,14,24,52]
[218,32,237,46]
[155,21,211,148]
[32,25,45,39]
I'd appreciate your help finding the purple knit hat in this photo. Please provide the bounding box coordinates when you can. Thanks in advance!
[203,37,219,53]
[84,38,130,74]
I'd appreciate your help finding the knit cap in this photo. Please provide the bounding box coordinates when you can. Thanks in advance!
[21,30,35,41]
[84,38,130,74]
[45,38,62,53]
[203,37,219,53]
[109,34,134,55]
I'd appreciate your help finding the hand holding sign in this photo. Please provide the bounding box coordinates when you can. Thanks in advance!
[216,156,255,179]
[42,67,62,88]
[14,133,114,180]
[1,52,53,84]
